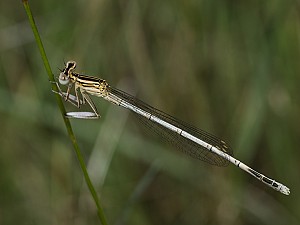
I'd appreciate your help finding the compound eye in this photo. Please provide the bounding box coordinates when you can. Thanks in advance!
[59,72,70,85]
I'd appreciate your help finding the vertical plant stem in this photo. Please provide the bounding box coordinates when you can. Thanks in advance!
[22,1,108,224]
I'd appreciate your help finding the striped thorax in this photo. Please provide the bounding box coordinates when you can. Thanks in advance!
[59,61,109,98]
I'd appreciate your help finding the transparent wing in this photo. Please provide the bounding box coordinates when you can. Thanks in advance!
[109,87,233,167]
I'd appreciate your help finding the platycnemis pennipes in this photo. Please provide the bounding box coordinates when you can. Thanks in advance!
[52,60,290,195]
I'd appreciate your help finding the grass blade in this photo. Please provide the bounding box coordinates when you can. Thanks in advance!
[21,1,108,224]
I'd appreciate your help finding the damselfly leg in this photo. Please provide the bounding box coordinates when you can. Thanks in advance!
[50,80,100,119]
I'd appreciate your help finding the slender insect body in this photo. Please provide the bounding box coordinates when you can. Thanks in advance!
[52,60,290,195]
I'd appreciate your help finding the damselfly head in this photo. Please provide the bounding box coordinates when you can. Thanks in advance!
[66,61,76,71]
[59,60,77,85]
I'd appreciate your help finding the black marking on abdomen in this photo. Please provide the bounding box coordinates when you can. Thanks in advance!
[248,168,262,179]
[262,177,273,185]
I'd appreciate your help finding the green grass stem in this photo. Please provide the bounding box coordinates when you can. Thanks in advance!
[22,1,108,224]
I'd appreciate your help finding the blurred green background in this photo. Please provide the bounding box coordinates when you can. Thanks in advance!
[1,1,299,224]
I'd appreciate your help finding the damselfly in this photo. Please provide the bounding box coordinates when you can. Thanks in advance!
[52,60,290,195]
